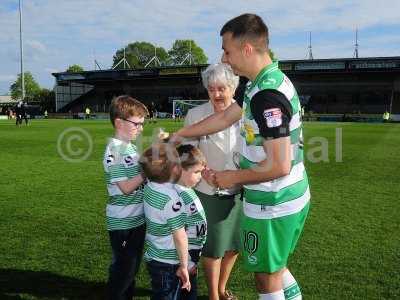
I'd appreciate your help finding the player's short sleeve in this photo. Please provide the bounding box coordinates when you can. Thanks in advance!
[250,89,293,139]
[165,195,186,232]
[235,96,244,108]
[105,145,140,183]
[106,150,128,183]
[123,154,141,178]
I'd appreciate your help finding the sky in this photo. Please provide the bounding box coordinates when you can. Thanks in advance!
[1,0,400,95]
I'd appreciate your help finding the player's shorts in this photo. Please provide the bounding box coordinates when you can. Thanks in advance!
[240,201,309,273]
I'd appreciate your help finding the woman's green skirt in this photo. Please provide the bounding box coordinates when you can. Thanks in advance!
[196,191,242,258]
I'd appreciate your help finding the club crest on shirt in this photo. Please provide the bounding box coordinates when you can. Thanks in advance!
[263,108,282,128]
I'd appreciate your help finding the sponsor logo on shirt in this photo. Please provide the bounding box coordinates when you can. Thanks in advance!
[124,155,134,166]
[263,108,282,128]
[172,201,183,212]
[189,203,197,214]
[106,154,114,166]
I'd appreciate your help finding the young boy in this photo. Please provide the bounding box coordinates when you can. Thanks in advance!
[102,95,148,300]
[140,143,191,300]
[175,144,207,300]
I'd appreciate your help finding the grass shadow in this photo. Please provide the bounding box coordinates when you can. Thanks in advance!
[0,268,151,300]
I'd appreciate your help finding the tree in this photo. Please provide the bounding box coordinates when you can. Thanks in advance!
[10,72,41,101]
[113,42,169,69]
[35,88,55,112]
[168,39,208,65]
[66,64,84,73]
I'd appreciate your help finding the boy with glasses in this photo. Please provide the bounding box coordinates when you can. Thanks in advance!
[103,95,148,300]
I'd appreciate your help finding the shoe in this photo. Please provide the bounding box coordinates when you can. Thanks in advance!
[220,290,238,300]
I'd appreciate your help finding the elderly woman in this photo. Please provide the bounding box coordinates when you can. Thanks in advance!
[184,63,241,300]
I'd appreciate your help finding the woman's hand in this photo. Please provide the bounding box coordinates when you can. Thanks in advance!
[201,167,217,187]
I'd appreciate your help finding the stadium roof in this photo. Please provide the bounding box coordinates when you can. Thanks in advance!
[0,95,15,104]
[52,56,400,84]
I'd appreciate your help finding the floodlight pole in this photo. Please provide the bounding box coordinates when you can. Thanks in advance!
[179,40,195,65]
[145,44,162,68]
[95,60,102,70]
[124,47,127,69]
[112,46,131,69]
[307,31,313,60]
[353,28,359,59]
[389,89,394,114]
[19,0,25,100]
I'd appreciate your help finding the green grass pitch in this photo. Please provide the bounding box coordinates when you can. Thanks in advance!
[0,119,399,299]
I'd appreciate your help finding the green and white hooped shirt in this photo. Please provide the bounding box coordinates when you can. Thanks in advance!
[174,184,207,250]
[238,61,310,220]
[143,181,186,265]
[103,138,144,231]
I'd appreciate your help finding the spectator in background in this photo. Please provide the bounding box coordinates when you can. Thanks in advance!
[85,107,91,119]
[15,101,22,126]
[8,108,13,120]
[383,110,390,123]
[148,101,157,123]
[175,106,182,122]
[21,102,29,125]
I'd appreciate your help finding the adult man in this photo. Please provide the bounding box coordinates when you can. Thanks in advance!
[148,101,157,123]
[21,102,29,125]
[383,110,390,123]
[174,14,310,300]
[85,107,91,119]
[15,102,22,126]
[175,106,182,122]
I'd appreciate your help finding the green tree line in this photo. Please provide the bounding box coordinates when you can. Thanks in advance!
[112,39,208,69]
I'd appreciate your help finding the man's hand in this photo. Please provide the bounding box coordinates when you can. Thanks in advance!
[215,170,238,189]
[176,265,191,291]
[169,132,184,145]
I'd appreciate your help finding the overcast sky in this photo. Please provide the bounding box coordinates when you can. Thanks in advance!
[1,0,400,95]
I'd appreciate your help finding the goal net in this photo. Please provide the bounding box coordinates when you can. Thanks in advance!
[172,99,208,118]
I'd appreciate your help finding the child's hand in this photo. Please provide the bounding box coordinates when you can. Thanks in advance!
[188,265,197,276]
[157,129,170,142]
[176,265,191,291]
[201,167,217,187]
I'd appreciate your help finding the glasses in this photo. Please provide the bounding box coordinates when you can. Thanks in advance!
[122,118,144,128]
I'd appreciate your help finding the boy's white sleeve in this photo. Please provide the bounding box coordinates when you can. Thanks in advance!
[165,191,186,231]
[106,145,139,183]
